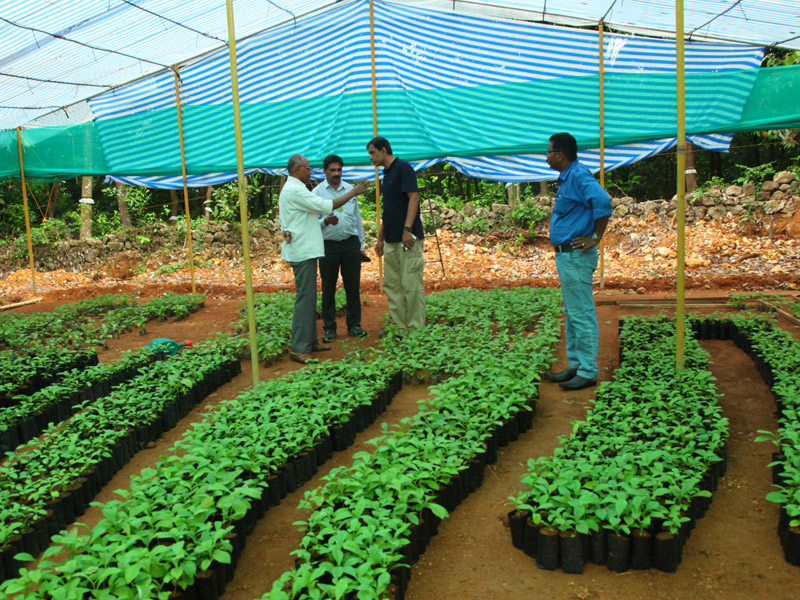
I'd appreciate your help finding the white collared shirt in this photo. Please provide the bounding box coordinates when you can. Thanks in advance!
[278,176,334,263]
[312,179,366,250]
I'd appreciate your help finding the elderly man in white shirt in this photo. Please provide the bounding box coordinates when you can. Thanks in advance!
[313,154,369,343]
[279,154,367,364]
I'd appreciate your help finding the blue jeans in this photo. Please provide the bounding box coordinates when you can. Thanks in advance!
[555,247,599,379]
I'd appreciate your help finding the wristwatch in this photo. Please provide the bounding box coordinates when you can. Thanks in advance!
[404,225,414,232]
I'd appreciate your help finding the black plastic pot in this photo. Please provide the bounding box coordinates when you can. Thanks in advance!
[607,532,631,573]
[590,528,608,565]
[508,509,529,550]
[536,527,559,570]
[523,519,540,558]
[654,530,680,572]
[630,529,653,570]
[559,531,585,574]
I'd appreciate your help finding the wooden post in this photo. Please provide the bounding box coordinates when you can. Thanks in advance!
[686,141,697,193]
[173,67,197,294]
[80,176,93,239]
[115,181,132,228]
[369,0,383,285]
[675,0,687,371]
[598,22,607,289]
[15,127,37,296]
[226,0,260,385]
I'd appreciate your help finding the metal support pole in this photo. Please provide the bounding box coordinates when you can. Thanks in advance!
[173,67,197,294]
[226,0,260,385]
[675,0,687,371]
[15,127,36,296]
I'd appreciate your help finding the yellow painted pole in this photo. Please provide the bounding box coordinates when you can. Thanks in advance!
[675,0,687,371]
[226,0,260,385]
[15,127,36,296]
[369,0,383,286]
[173,67,197,294]
[598,22,606,289]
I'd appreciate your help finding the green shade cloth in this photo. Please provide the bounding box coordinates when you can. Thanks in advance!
[3,65,800,182]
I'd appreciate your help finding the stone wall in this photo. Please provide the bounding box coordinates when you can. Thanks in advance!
[427,169,799,232]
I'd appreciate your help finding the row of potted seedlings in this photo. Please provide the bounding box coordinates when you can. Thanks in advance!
[0,349,97,409]
[0,333,244,585]
[0,292,207,404]
[693,311,800,566]
[261,287,563,599]
[0,347,165,452]
[0,344,403,599]
[237,290,349,365]
[509,315,728,574]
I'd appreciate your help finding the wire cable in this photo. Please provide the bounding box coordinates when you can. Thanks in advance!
[0,16,169,69]
[0,71,110,89]
[119,0,227,44]
[687,0,744,41]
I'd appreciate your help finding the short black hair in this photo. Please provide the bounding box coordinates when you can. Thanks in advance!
[549,132,578,161]
[323,154,343,170]
[366,136,392,154]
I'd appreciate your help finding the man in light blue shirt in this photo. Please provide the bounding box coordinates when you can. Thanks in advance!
[543,132,612,391]
[279,154,366,364]
[313,154,368,343]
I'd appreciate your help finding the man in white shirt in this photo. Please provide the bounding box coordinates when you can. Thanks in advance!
[313,154,369,343]
[279,154,367,364]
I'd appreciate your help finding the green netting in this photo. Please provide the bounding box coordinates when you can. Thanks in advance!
[2,65,800,181]
[0,122,108,182]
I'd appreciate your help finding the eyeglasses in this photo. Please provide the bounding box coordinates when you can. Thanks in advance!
[546,149,560,155]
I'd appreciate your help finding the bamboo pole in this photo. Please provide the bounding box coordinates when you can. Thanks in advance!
[173,67,197,294]
[675,0,687,371]
[226,0,260,385]
[369,0,383,285]
[15,127,36,296]
[598,22,606,289]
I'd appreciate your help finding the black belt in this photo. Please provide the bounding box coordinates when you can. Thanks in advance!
[553,243,574,253]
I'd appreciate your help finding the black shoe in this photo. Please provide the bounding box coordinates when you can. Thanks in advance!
[544,368,577,383]
[559,375,597,390]
[322,329,337,343]
[348,326,368,338]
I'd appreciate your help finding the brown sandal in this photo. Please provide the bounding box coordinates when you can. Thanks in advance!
[311,344,331,352]
[289,352,311,364]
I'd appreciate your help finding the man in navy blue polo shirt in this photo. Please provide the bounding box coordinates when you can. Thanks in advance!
[367,136,425,335]
[543,132,612,390]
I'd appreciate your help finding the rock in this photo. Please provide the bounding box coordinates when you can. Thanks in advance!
[700,195,717,207]
[108,241,123,252]
[707,185,723,197]
[641,200,660,215]
[774,170,795,185]
[84,249,96,262]
[203,234,214,245]
[656,246,670,258]
[707,206,728,220]
[693,206,707,219]
[759,191,772,201]
[491,203,511,215]
[463,203,476,216]
[764,199,786,214]
[762,180,780,193]
[743,182,757,196]
[214,231,227,241]
[251,228,270,239]
[686,257,705,268]
[613,205,629,217]
[725,185,743,197]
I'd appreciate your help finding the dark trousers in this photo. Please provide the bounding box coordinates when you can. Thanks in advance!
[319,235,362,332]
[290,258,319,353]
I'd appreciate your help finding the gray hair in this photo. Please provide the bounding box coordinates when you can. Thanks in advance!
[287,154,306,175]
